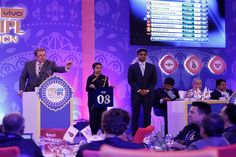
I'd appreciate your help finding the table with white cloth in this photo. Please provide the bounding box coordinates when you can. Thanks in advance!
[167,100,228,136]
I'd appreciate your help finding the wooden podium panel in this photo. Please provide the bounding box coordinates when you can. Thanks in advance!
[23,90,40,141]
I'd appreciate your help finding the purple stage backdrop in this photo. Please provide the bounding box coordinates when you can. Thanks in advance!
[0,0,82,120]
[0,0,236,123]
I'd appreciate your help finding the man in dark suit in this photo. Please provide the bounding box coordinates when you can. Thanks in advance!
[220,104,236,144]
[77,108,145,157]
[128,48,157,135]
[172,102,211,150]
[186,114,230,150]
[18,48,72,94]
[0,112,43,157]
[210,79,233,100]
[152,77,179,134]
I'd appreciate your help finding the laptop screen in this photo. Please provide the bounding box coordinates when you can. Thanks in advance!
[22,133,33,139]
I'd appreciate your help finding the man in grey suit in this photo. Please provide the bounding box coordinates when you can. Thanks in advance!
[128,48,157,135]
[18,48,72,94]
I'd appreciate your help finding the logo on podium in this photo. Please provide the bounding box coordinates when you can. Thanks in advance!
[38,76,73,112]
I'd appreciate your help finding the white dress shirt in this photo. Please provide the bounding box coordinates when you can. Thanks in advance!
[36,61,44,77]
[138,61,146,76]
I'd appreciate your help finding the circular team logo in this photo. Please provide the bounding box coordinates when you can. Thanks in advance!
[208,56,226,75]
[184,55,202,75]
[159,55,178,74]
[38,76,73,112]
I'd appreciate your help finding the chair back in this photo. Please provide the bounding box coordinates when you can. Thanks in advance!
[0,146,20,157]
[100,145,218,157]
[83,150,101,157]
[133,125,154,144]
[0,125,2,133]
[178,90,187,99]
[210,143,236,157]
[151,108,165,136]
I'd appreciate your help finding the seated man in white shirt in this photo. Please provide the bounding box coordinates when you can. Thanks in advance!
[186,78,203,100]
[210,79,233,100]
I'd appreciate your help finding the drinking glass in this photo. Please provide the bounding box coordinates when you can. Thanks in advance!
[165,134,174,150]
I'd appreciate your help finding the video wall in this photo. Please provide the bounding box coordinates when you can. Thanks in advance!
[130,0,226,47]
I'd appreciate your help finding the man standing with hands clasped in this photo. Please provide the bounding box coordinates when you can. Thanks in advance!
[128,48,157,136]
[18,48,72,95]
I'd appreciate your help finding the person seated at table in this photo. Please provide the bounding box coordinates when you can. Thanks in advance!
[0,112,43,157]
[220,103,236,144]
[76,108,145,157]
[186,114,230,150]
[172,102,211,149]
[186,78,203,100]
[210,79,233,100]
[152,77,180,134]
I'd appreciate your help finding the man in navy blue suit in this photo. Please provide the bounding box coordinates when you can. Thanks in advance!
[220,104,236,144]
[18,48,72,94]
[0,112,43,157]
[210,79,233,100]
[153,77,180,134]
[128,48,157,135]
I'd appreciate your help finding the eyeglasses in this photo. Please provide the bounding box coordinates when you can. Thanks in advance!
[138,53,147,56]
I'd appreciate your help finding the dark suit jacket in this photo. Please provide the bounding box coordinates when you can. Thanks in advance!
[0,133,43,157]
[153,87,180,109]
[128,62,157,93]
[210,89,233,100]
[222,125,236,144]
[19,60,66,91]
[76,137,145,157]
[187,137,230,150]
[174,123,201,146]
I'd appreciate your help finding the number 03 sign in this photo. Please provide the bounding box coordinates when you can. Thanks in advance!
[94,87,114,107]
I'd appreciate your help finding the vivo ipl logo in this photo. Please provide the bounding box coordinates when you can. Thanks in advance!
[38,76,73,112]
[0,8,25,44]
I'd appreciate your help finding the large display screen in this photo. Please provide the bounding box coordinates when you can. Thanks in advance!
[130,0,225,47]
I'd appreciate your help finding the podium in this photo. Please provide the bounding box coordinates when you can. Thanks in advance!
[23,76,73,141]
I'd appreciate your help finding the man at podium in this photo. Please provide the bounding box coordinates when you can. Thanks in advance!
[18,48,72,95]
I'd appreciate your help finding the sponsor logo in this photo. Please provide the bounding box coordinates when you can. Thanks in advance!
[159,55,178,74]
[184,55,202,75]
[0,8,25,19]
[0,8,25,44]
[208,56,226,75]
[38,76,73,112]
